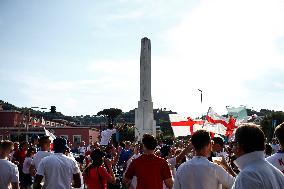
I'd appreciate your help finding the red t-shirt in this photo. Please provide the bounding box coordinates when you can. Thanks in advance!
[84,165,112,189]
[125,154,172,189]
[13,149,26,166]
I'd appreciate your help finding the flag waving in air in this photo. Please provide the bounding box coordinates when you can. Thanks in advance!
[31,117,41,127]
[44,127,56,142]
[205,107,236,136]
[226,106,249,126]
[206,107,228,126]
[169,114,204,137]
[44,127,56,151]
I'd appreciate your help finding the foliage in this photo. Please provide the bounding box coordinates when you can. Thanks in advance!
[247,108,274,116]
[50,106,56,113]
[119,125,135,142]
[1,100,21,111]
[5,99,284,141]
[154,108,176,137]
[260,111,284,141]
[97,108,123,124]
[120,109,135,123]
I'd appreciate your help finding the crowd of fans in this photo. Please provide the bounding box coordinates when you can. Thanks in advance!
[1,122,284,189]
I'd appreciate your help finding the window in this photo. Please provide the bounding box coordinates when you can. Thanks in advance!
[60,135,68,140]
[73,135,81,144]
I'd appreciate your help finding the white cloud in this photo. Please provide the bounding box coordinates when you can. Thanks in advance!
[14,60,140,115]
[87,59,137,75]
[3,0,284,117]
[107,10,144,21]
[152,0,284,116]
[273,82,284,89]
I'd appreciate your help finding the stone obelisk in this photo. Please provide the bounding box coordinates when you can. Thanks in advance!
[135,37,156,141]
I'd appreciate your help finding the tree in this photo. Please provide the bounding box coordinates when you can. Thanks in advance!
[50,106,56,113]
[261,111,284,141]
[97,108,122,124]
[119,125,135,142]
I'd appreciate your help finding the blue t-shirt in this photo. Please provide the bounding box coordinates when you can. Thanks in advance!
[118,149,132,165]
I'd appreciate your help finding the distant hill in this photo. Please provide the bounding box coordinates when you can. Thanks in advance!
[1,100,282,139]
[0,100,176,135]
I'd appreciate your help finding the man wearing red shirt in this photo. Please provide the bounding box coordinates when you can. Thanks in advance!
[124,134,173,189]
[13,141,28,166]
[13,141,29,189]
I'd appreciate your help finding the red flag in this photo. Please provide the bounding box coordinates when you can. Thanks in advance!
[31,117,41,127]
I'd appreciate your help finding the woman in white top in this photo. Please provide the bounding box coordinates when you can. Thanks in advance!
[21,147,36,189]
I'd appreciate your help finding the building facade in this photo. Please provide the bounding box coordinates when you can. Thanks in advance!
[0,111,100,145]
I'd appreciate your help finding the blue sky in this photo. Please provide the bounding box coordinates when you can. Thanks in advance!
[1,0,284,117]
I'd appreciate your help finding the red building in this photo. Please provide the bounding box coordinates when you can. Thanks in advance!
[0,111,100,145]
[50,127,99,145]
[0,110,23,127]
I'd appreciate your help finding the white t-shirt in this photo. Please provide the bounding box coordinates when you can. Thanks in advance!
[266,152,284,173]
[0,159,19,189]
[232,151,284,189]
[163,157,177,189]
[167,157,177,178]
[23,157,33,174]
[100,129,116,145]
[271,144,280,154]
[174,156,234,189]
[31,151,52,170]
[37,153,80,189]
[78,146,86,155]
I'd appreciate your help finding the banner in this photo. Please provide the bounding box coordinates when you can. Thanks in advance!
[169,114,204,137]
[206,107,236,136]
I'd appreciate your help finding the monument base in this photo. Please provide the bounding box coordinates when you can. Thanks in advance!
[135,102,156,141]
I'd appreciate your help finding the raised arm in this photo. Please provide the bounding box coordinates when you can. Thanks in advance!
[175,142,194,164]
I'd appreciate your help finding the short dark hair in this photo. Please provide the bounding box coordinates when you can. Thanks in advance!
[213,137,224,147]
[90,149,105,166]
[119,142,126,148]
[160,145,171,158]
[108,123,114,129]
[53,137,68,153]
[265,143,272,155]
[26,147,36,157]
[20,141,29,149]
[274,122,284,145]
[0,140,14,151]
[235,124,265,153]
[191,130,211,151]
[142,134,157,150]
[39,136,50,147]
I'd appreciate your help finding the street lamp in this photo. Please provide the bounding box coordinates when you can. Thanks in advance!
[198,89,203,104]
[198,89,203,118]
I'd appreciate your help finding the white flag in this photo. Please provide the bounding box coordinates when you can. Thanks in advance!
[44,127,56,142]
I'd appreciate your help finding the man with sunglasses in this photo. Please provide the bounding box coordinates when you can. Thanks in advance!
[231,124,284,189]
